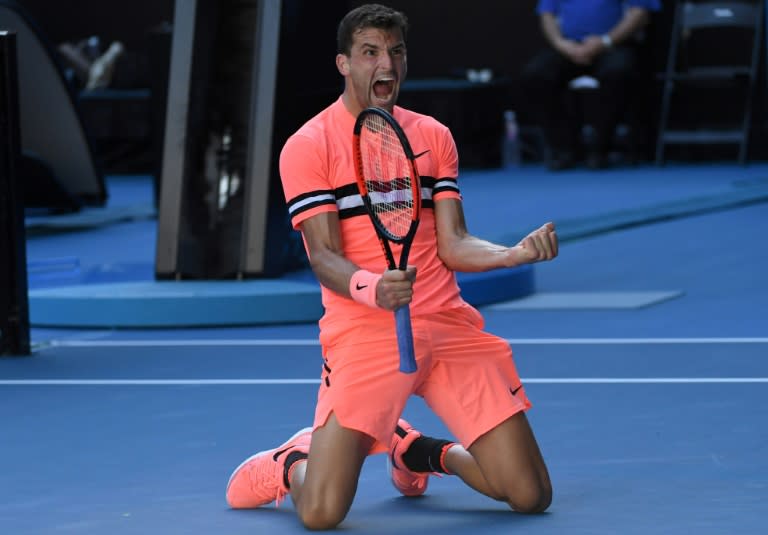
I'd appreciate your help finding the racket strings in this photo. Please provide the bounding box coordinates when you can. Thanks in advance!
[360,116,414,240]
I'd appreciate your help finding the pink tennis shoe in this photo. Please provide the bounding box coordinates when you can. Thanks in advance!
[388,418,431,497]
[226,427,312,508]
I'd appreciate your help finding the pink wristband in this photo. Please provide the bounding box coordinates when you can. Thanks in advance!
[349,269,383,308]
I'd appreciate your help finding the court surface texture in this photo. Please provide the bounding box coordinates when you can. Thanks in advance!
[2,163,766,534]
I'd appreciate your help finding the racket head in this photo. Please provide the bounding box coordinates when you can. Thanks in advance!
[352,107,421,244]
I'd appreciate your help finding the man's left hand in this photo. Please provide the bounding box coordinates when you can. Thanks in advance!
[513,222,559,265]
[581,35,608,62]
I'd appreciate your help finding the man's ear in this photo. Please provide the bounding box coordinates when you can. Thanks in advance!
[336,53,350,76]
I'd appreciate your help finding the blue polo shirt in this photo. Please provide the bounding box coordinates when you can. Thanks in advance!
[537,0,661,41]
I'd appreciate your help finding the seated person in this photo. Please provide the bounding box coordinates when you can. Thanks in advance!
[520,0,660,170]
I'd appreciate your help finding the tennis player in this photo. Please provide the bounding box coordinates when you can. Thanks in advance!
[226,4,558,529]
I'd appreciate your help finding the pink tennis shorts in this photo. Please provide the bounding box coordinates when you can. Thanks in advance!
[313,303,531,453]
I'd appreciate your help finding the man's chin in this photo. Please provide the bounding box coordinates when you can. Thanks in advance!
[371,94,397,110]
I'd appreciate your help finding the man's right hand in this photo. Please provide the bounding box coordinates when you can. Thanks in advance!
[376,267,416,311]
[557,40,594,65]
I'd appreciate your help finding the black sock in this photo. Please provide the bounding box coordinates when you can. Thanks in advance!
[282,450,308,489]
[401,433,454,474]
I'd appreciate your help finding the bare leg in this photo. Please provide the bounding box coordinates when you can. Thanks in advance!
[441,412,552,513]
[289,413,376,530]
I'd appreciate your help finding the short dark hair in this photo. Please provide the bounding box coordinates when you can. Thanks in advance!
[336,3,409,55]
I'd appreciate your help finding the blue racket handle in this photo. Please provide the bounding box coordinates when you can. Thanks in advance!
[394,305,417,374]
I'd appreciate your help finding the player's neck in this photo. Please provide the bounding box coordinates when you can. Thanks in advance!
[341,93,363,119]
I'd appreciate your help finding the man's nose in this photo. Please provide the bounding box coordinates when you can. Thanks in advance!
[378,51,394,69]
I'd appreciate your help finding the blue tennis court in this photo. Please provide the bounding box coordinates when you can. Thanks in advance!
[2,165,767,534]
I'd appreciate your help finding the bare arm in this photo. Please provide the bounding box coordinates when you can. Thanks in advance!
[540,12,593,65]
[434,199,558,272]
[540,11,568,51]
[299,212,414,310]
[605,6,650,46]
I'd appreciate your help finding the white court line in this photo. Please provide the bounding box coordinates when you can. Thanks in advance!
[38,337,768,348]
[1,377,767,386]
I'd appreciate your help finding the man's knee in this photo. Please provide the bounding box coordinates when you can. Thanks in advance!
[484,467,552,514]
[296,491,353,530]
[505,481,552,514]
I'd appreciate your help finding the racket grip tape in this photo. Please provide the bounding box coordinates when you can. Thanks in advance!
[394,305,417,374]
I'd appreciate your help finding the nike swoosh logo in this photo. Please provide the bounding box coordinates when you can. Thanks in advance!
[356,283,368,290]
[414,149,430,159]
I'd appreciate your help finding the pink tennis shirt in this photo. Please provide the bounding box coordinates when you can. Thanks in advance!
[280,97,469,340]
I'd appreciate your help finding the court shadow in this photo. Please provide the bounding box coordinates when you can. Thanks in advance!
[338,494,550,534]
[221,494,552,534]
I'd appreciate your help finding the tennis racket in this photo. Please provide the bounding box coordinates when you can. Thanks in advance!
[353,107,421,374]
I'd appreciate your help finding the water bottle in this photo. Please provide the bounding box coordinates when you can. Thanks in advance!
[501,110,522,168]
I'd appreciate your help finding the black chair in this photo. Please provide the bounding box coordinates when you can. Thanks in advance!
[655,0,764,165]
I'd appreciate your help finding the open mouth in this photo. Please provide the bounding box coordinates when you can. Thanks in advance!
[373,79,395,100]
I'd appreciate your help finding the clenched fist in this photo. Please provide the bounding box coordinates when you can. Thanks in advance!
[513,222,559,265]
